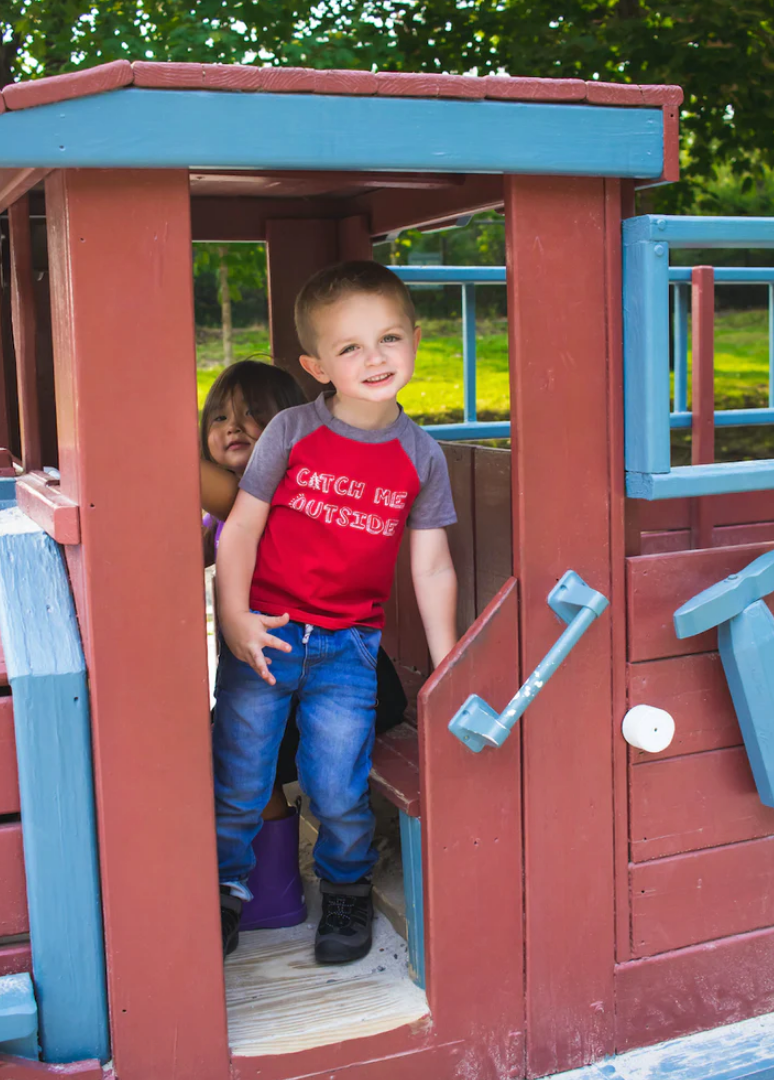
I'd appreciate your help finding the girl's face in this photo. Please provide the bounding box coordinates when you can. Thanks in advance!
[206,388,263,474]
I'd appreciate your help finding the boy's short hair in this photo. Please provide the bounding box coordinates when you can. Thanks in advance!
[294,260,416,355]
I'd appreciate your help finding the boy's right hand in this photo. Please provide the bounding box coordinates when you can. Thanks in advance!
[221,611,292,685]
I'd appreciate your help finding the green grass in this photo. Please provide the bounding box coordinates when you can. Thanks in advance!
[196,311,773,459]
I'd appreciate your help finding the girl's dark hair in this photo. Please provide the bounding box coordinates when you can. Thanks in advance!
[200,358,307,463]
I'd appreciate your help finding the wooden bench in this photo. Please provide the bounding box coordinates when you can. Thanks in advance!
[370,722,420,818]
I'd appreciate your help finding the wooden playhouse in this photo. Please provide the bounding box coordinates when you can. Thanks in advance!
[1,59,774,1080]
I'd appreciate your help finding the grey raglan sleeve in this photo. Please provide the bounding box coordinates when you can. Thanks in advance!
[238,412,291,504]
[407,436,457,530]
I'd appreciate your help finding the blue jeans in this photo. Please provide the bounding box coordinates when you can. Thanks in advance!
[212,620,380,896]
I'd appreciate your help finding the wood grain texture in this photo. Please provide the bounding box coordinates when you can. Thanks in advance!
[0,943,30,977]
[0,170,49,216]
[662,105,681,183]
[232,1039,463,1080]
[45,169,230,1080]
[690,266,715,550]
[370,722,420,817]
[586,82,648,104]
[641,521,774,555]
[2,60,132,111]
[631,836,774,956]
[0,823,27,936]
[7,198,41,472]
[0,1058,102,1078]
[630,747,774,861]
[259,67,317,93]
[626,541,774,662]
[473,447,511,615]
[640,492,774,532]
[0,696,18,815]
[418,578,523,1072]
[628,653,740,762]
[615,925,774,1051]
[131,61,205,88]
[506,174,615,1075]
[314,70,378,95]
[483,75,586,101]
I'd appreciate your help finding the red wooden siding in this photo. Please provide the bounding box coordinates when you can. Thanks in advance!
[0,823,27,936]
[0,942,31,977]
[630,747,774,861]
[631,836,774,956]
[0,696,18,815]
[626,542,774,662]
[627,653,740,762]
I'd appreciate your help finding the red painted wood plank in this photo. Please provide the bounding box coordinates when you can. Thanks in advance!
[628,652,740,762]
[641,85,683,106]
[232,1034,463,1080]
[642,521,774,555]
[585,81,647,105]
[434,74,487,100]
[15,471,80,545]
[374,73,447,98]
[0,641,7,687]
[0,696,19,816]
[3,60,132,111]
[0,823,27,936]
[615,925,774,1051]
[631,836,774,956]
[131,61,205,88]
[483,75,586,101]
[0,1058,102,1079]
[690,266,715,549]
[0,942,31,977]
[45,169,230,1080]
[630,747,774,861]
[314,70,377,95]
[641,529,691,554]
[418,578,523,1066]
[661,104,681,183]
[506,175,615,1074]
[0,96,5,116]
[259,67,317,93]
[442,444,475,636]
[8,197,41,472]
[0,170,50,217]
[395,534,430,684]
[201,64,267,91]
[604,178,633,965]
[472,447,511,616]
[626,541,774,662]
[640,492,774,532]
[370,722,420,817]
[359,174,504,239]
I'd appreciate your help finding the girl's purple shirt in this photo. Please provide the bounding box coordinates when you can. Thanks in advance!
[203,513,225,550]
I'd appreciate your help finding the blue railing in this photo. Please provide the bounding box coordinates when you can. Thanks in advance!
[669,266,774,427]
[394,260,774,449]
[391,266,509,441]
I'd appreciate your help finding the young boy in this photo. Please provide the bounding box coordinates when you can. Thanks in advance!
[214,260,457,963]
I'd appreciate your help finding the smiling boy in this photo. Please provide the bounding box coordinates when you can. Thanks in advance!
[214,261,457,963]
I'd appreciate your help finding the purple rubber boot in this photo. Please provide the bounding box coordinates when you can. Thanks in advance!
[240,806,307,931]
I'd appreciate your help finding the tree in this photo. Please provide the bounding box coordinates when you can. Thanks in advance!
[193,244,267,362]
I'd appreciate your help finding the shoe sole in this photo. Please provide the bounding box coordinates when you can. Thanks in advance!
[224,931,240,958]
[315,938,372,965]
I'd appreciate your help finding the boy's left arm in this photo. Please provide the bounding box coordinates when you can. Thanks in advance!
[410,527,457,669]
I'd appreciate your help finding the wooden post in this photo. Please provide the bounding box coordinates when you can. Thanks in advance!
[505,175,616,1076]
[44,169,230,1080]
[8,196,42,472]
[691,266,715,549]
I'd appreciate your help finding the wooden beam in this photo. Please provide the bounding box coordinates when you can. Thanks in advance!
[8,196,41,471]
[0,169,49,216]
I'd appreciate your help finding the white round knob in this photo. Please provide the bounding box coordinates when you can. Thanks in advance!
[622,705,675,753]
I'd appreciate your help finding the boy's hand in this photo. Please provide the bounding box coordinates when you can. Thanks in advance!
[221,611,292,685]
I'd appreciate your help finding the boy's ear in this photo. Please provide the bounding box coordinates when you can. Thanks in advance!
[299,354,332,384]
[413,324,422,351]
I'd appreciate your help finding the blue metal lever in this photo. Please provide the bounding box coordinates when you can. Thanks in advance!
[448,570,609,753]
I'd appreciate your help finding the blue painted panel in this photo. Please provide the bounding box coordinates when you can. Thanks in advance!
[672,282,689,414]
[0,476,17,511]
[393,267,507,284]
[0,509,109,1064]
[399,812,425,990]
[0,89,664,176]
[625,215,774,248]
[627,459,774,499]
[0,973,38,1060]
[623,239,671,474]
[423,420,510,441]
[462,284,477,424]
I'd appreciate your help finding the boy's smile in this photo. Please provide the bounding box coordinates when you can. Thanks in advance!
[299,292,420,427]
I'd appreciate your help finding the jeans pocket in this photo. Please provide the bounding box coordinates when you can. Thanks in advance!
[349,627,380,671]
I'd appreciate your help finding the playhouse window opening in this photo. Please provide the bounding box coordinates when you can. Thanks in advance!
[668,249,774,469]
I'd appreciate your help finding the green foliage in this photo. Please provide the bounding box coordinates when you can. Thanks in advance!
[192,243,267,304]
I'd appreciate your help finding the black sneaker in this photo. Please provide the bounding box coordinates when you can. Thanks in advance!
[315,879,373,964]
[220,886,242,958]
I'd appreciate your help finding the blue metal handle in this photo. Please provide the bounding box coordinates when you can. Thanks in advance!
[448,570,609,753]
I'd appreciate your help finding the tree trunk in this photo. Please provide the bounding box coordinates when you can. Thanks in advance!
[218,247,234,365]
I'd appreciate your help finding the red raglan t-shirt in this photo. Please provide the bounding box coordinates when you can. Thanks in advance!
[238,394,456,630]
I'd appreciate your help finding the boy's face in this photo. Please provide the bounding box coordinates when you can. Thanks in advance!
[299,292,420,406]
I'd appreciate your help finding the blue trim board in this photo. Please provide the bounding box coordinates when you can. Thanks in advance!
[399,813,425,990]
[0,973,38,1060]
[627,459,774,499]
[0,88,663,176]
[393,267,507,284]
[670,408,774,429]
[670,267,774,284]
[625,215,774,248]
[423,421,510,441]
[547,1010,774,1080]
[0,509,109,1064]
